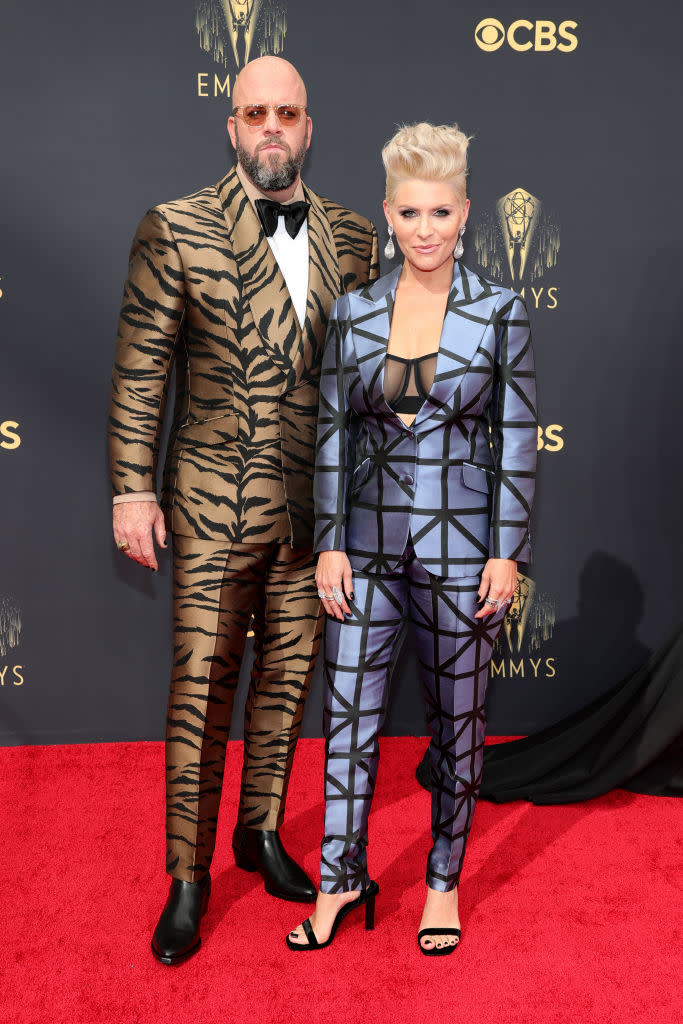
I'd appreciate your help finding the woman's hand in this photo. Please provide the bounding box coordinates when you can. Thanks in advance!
[475,558,517,619]
[316,551,354,621]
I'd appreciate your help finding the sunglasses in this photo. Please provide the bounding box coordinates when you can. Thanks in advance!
[232,104,307,128]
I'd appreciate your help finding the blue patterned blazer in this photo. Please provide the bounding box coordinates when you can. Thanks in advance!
[313,261,537,578]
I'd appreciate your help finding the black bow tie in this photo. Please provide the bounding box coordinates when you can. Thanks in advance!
[254,198,310,239]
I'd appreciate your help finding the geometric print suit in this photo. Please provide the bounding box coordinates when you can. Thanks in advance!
[109,167,378,881]
[313,261,537,892]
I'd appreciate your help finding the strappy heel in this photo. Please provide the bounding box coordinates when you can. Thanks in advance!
[417,926,461,956]
[286,880,379,951]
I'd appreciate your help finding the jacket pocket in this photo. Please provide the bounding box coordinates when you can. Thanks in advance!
[176,414,239,447]
[462,462,493,494]
[349,457,373,494]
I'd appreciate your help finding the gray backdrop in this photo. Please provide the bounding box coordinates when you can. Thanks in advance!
[1,1,682,744]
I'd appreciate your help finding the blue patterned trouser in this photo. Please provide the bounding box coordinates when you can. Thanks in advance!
[320,541,505,893]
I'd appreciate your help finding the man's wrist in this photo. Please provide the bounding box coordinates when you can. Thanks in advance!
[112,492,157,505]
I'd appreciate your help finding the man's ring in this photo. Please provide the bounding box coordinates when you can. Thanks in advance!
[332,586,344,605]
[318,588,332,600]
[117,540,130,552]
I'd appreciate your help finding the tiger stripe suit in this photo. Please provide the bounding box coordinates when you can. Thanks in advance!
[109,166,379,881]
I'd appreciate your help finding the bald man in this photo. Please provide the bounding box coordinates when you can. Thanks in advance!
[109,57,379,964]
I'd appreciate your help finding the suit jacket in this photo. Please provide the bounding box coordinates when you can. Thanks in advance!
[313,261,537,578]
[109,167,379,545]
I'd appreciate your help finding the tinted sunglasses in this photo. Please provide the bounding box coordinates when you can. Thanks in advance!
[233,104,307,127]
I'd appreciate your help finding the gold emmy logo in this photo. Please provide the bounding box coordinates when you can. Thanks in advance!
[195,1,288,95]
[475,18,578,52]
[491,574,556,679]
[498,188,539,286]
[501,574,536,654]
[472,186,560,309]
[0,596,23,687]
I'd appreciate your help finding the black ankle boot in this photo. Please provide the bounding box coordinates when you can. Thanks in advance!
[151,873,211,965]
[232,824,316,903]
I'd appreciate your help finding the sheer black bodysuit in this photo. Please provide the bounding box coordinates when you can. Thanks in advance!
[384,353,438,420]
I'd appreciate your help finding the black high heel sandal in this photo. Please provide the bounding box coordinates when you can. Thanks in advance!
[417,927,461,956]
[286,880,379,951]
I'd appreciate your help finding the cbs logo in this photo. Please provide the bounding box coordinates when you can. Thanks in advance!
[538,425,564,452]
[0,421,21,450]
[475,19,578,52]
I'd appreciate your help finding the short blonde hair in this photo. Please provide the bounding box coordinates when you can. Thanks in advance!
[382,122,471,206]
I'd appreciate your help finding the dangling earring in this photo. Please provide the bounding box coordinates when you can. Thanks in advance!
[384,224,395,259]
[454,225,465,260]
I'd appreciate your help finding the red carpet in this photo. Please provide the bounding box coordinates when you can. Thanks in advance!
[1,737,681,1024]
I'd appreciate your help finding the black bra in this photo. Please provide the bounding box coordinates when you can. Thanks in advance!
[385,353,438,414]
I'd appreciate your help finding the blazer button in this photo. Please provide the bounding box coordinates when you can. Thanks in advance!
[403,473,414,486]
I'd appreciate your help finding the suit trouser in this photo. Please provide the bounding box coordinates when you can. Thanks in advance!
[320,540,505,894]
[165,535,323,882]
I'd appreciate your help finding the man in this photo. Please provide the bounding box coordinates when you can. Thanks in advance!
[109,56,378,965]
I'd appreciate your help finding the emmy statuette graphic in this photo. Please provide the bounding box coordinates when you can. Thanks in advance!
[498,188,539,288]
[196,0,287,71]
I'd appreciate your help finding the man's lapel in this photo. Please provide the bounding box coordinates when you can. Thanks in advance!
[216,168,302,387]
[299,186,342,377]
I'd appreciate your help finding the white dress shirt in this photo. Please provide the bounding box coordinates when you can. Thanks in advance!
[264,214,309,328]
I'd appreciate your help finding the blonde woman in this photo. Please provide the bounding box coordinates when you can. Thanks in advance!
[287,123,537,955]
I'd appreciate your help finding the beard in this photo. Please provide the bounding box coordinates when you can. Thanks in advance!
[235,130,308,192]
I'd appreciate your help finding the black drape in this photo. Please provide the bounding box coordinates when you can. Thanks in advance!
[416,624,683,803]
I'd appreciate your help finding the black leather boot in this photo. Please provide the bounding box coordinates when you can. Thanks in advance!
[151,873,211,965]
[232,824,316,902]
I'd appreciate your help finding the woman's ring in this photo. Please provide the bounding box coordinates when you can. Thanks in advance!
[117,540,130,552]
[484,597,500,609]
[318,588,332,600]
[332,586,344,605]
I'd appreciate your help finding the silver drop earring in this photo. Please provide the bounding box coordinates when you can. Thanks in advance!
[454,225,465,260]
[384,224,395,259]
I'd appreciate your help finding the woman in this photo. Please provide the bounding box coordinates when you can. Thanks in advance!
[287,123,537,955]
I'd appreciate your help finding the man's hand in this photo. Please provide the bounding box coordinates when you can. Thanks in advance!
[474,558,517,619]
[113,501,167,571]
